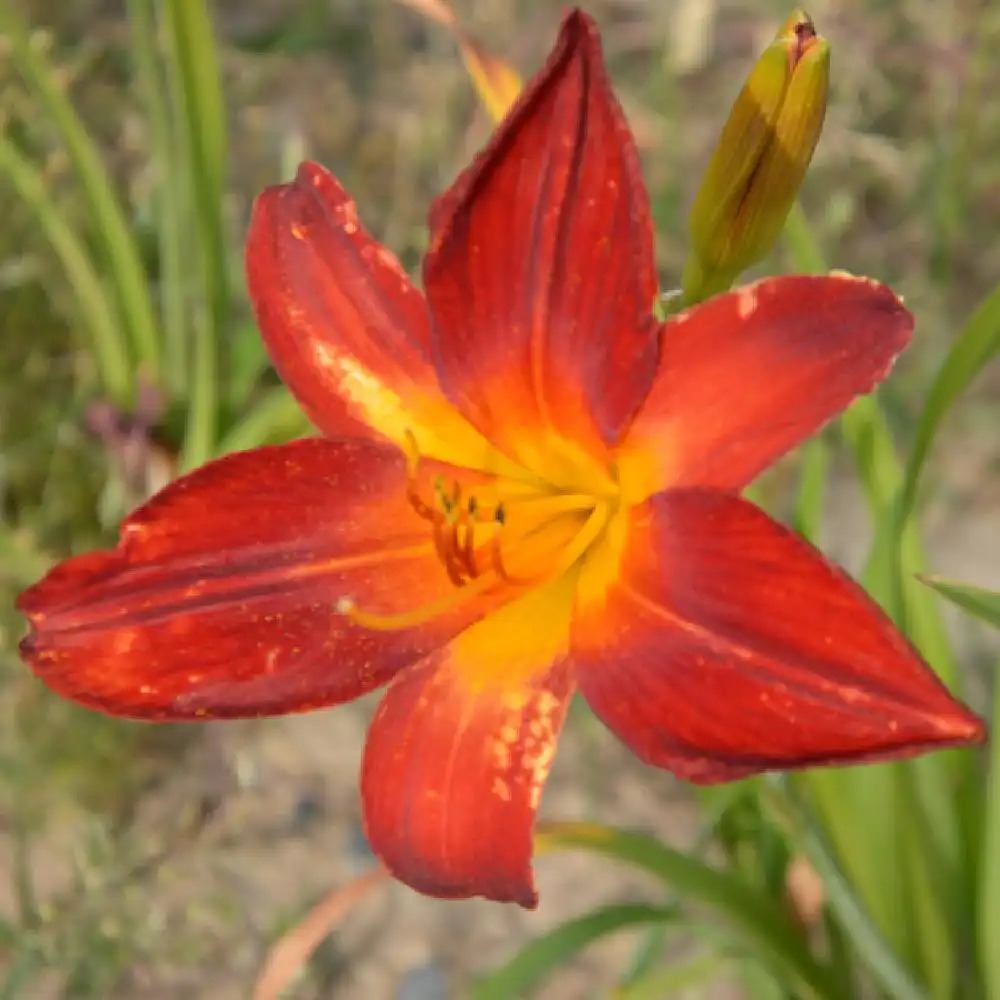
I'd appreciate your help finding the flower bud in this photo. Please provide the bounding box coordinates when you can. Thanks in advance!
[683,12,830,304]
[459,33,522,122]
[400,0,521,121]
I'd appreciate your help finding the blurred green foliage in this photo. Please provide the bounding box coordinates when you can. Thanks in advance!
[1,1,999,998]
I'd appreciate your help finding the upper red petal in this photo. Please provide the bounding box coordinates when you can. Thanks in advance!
[246,164,513,473]
[573,490,985,783]
[618,275,914,501]
[361,581,576,906]
[246,162,434,440]
[18,439,506,720]
[423,10,660,472]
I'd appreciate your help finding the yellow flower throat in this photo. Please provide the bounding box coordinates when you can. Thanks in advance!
[338,432,619,631]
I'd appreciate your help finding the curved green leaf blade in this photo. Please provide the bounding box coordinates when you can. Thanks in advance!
[0,134,130,403]
[471,903,677,1000]
[163,0,230,468]
[0,3,160,375]
[978,673,1000,999]
[899,282,1000,522]
[919,575,1000,631]
[615,953,725,1000]
[535,822,841,1000]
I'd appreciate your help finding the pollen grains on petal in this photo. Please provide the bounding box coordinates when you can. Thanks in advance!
[360,577,577,906]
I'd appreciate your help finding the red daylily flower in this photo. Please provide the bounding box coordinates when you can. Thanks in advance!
[18,10,984,908]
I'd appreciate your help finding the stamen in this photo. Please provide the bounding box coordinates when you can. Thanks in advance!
[403,430,436,522]
[459,505,479,579]
[397,429,612,605]
[490,506,514,582]
[433,519,467,586]
[401,430,501,583]
[336,570,500,631]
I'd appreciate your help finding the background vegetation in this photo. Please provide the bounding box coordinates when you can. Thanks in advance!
[1,0,998,997]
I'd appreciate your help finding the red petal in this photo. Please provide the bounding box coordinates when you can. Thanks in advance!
[618,275,913,502]
[246,163,509,473]
[573,490,985,783]
[423,10,660,473]
[19,439,505,720]
[362,582,576,906]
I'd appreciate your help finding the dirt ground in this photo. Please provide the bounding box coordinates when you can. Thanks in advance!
[3,0,1000,997]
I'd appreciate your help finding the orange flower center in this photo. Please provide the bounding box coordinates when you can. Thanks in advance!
[339,433,619,631]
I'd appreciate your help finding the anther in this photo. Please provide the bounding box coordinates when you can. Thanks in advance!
[398,430,539,591]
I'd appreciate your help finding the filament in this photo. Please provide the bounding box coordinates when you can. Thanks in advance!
[337,570,500,631]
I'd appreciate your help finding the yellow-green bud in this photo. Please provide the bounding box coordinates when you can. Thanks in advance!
[683,12,830,304]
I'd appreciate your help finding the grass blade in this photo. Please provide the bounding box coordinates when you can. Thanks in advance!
[162,0,229,468]
[0,4,160,377]
[471,903,679,1000]
[0,134,131,402]
[782,200,963,990]
[127,0,189,397]
[977,670,1000,998]
[899,280,1000,522]
[919,576,1000,631]
[783,202,831,547]
[765,777,930,1000]
[792,430,830,541]
[535,822,842,1000]
[215,388,313,455]
[782,200,826,274]
[615,954,730,1000]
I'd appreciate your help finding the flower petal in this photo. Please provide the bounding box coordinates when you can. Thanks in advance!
[617,275,913,502]
[19,439,507,720]
[573,490,985,783]
[361,579,576,906]
[246,163,519,475]
[423,10,660,479]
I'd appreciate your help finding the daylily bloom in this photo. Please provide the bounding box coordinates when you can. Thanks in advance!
[18,10,984,908]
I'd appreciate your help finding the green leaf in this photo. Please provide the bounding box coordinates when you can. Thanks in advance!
[0,4,161,377]
[616,923,670,991]
[471,903,678,1000]
[0,136,130,404]
[978,672,1000,997]
[127,0,189,397]
[763,777,930,1000]
[1,948,43,1000]
[875,280,1000,672]
[216,388,313,455]
[792,432,830,543]
[535,822,842,1000]
[898,281,1000,524]
[782,200,826,275]
[162,0,230,469]
[785,201,967,981]
[614,953,725,1000]
[919,576,1000,631]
